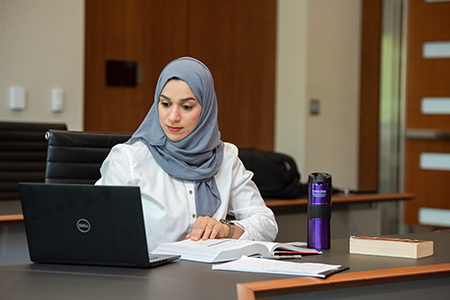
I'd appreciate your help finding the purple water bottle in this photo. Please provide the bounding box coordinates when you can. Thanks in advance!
[307,172,332,249]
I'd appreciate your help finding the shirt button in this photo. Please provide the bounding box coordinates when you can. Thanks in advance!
[189,190,193,194]
[192,214,196,219]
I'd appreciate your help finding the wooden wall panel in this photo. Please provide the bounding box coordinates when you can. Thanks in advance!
[84,0,188,133]
[358,0,382,190]
[187,0,276,151]
[84,0,276,151]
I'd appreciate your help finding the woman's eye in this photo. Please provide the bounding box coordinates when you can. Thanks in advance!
[160,101,170,108]
[182,105,193,111]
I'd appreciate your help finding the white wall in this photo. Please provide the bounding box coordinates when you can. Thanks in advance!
[0,0,84,130]
[275,0,308,184]
[0,0,361,189]
[276,0,361,189]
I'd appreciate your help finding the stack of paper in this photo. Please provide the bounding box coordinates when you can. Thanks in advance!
[212,256,348,278]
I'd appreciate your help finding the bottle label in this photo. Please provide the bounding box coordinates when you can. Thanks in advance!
[312,189,327,198]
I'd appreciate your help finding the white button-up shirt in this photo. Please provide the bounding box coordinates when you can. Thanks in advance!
[96,140,278,252]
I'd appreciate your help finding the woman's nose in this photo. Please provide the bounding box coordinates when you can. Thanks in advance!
[168,107,181,122]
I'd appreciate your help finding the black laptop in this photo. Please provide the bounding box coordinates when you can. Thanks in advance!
[19,183,180,268]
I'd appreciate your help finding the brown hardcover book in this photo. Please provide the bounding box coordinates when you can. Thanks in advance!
[349,236,434,259]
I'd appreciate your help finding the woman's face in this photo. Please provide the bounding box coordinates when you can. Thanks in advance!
[158,79,202,142]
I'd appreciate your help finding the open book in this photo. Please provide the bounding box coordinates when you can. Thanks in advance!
[151,239,321,263]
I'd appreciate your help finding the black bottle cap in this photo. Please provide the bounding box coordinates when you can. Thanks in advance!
[308,172,332,184]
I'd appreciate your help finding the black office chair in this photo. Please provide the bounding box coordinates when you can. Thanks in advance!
[44,130,132,184]
[0,121,67,201]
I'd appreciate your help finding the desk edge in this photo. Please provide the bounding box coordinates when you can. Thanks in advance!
[265,193,414,208]
[0,214,24,225]
[236,262,450,300]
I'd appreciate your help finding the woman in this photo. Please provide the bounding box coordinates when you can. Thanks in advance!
[96,57,278,252]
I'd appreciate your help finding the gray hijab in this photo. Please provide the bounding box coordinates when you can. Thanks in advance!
[127,57,224,217]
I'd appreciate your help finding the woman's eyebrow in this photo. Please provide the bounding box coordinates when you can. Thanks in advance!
[159,94,170,101]
[179,97,196,102]
[159,94,196,102]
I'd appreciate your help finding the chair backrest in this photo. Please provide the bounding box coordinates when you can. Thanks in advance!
[0,121,67,201]
[45,130,132,184]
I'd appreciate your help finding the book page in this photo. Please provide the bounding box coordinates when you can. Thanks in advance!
[256,241,321,254]
[168,239,256,250]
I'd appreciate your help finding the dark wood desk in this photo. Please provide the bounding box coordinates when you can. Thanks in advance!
[265,192,414,207]
[0,231,449,300]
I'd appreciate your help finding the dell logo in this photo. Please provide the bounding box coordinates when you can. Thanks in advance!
[76,219,91,233]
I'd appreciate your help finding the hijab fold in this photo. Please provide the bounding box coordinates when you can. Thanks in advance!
[127,57,224,217]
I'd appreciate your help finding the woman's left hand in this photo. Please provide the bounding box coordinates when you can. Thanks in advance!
[186,216,229,241]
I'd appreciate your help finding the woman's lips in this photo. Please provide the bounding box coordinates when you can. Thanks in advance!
[167,126,182,132]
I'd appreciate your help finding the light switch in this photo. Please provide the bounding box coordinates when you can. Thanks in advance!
[9,86,26,111]
[310,99,320,115]
[51,88,64,112]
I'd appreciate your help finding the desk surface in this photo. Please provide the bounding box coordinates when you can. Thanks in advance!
[1,231,449,300]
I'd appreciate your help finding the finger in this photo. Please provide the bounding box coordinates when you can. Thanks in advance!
[188,217,209,241]
[206,219,228,239]
[201,224,215,240]
[209,223,222,239]
[189,226,203,241]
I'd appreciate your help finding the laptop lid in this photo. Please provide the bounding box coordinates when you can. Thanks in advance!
[19,183,179,268]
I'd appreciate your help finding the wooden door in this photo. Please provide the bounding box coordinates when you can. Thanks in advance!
[403,0,450,226]
[84,0,276,151]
